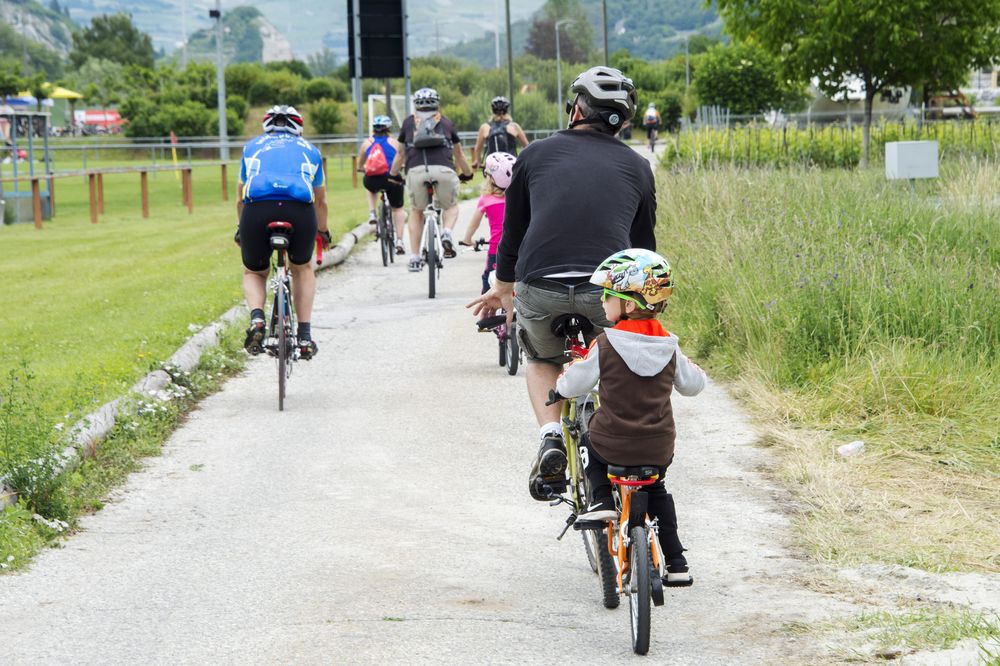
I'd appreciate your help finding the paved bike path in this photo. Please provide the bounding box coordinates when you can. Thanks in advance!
[0,149,848,664]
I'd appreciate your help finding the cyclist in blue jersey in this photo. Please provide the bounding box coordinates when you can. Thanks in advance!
[356,115,406,255]
[236,105,331,360]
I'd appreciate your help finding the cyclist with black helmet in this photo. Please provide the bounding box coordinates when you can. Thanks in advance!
[387,87,474,271]
[468,66,657,500]
[357,115,406,255]
[237,105,330,360]
[471,96,529,170]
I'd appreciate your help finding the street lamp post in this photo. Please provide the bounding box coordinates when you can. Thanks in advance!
[555,19,573,130]
[209,1,227,161]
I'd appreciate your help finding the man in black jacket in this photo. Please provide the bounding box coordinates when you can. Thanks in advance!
[468,66,657,500]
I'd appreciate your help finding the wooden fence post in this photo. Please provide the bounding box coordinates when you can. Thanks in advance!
[88,173,98,224]
[220,163,229,201]
[182,168,193,214]
[140,171,150,219]
[97,172,105,214]
[31,178,42,229]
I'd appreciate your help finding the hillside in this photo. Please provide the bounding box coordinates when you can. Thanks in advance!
[54,0,546,60]
[181,6,291,64]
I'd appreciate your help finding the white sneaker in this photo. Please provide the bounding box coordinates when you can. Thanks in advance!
[407,255,421,272]
[577,497,616,522]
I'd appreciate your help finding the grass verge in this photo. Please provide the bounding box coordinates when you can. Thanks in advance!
[785,604,1000,663]
[0,324,245,572]
[657,162,1000,573]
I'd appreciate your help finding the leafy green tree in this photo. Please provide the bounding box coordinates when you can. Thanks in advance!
[266,60,312,80]
[227,94,249,121]
[307,48,339,77]
[0,69,23,98]
[717,0,1000,164]
[525,0,593,63]
[225,63,265,97]
[309,99,341,134]
[695,43,807,116]
[70,14,155,70]
[28,75,52,111]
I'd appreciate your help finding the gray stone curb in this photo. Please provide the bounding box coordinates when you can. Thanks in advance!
[0,221,373,509]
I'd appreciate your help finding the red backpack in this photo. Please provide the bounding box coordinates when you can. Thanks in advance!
[364,141,389,176]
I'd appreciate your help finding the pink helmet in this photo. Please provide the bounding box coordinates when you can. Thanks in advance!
[483,151,517,190]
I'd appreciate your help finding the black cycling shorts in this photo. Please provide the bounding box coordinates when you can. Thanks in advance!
[239,200,318,271]
[363,173,405,209]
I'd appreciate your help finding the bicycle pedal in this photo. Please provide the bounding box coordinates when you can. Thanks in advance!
[573,518,608,531]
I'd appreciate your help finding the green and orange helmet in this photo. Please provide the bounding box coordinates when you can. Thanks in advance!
[590,248,674,310]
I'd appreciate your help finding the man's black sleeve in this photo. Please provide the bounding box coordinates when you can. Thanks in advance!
[495,159,530,283]
[629,169,657,251]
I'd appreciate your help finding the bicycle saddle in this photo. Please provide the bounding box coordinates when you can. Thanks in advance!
[608,465,660,484]
[267,221,293,232]
[550,313,594,339]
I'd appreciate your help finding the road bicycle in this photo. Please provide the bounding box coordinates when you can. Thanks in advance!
[538,314,619,611]
[374,189,395,267]
[475,313,521,376]
[419,179,444,298]
[647,126,659,153]
[264,220,299,411]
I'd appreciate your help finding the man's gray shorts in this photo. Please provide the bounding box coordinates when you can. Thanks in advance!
[514,280,612,365]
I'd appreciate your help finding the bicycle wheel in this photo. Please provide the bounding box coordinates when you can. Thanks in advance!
[276,278,287,411]
[576,434,620,609]
[505,323,519,375]
[426,217,437,299]
[379,216,390,267]
[382,199,395,264]
[628,526,652,655]
[498,333,507,367]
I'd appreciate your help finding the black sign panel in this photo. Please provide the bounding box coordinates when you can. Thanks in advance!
[348,0,405,79]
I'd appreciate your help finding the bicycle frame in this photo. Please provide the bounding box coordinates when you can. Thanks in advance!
[609,478,664,592]
[421,201,443,265]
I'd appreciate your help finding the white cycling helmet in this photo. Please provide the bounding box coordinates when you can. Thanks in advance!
[483,151,516,190]
[263,105,304,136]
[372,115,392,131]
[413,87,440,111]
[569,66,637,129]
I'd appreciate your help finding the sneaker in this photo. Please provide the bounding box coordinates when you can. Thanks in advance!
[394,239,405,255]
[527,434,567,501]
[368,210,377,224]
[441,230,456,259]
[244,318,265,355]
[664,559,693,587]
[298,337,318,360]
[577,495,617,522]
[408,256,422,272]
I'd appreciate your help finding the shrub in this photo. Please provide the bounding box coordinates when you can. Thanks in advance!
[303,78,335,102]
[226,94,248,121]
[309,98,341,134]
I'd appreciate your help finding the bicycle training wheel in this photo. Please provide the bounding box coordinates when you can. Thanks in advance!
[427,219,437,299]
[506,323,519,375]
[276,281,287,411]
[628,526,652,655]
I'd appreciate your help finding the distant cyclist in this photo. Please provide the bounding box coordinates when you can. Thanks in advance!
[357,115,406,256]
[471,96,529,169]
[468,67,656,500]
[387,87,474,271]
[237,105,330,360]
[642,103,661,151]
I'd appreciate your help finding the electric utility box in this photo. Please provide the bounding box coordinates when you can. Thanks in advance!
[885,140,939,180]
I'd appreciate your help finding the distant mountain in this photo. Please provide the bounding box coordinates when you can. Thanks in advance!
[0,0,76,55]
[181,6,291,63]
[54,0,547,60]
[440,0,723,65]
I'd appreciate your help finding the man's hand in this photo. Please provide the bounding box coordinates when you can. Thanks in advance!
[467,279,515,326]
[387,172,405,186]
[319,229,333,249]
[471,159,480,170]
[458,171,474,183]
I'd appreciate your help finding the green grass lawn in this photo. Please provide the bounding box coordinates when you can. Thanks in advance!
[1,155,371,425]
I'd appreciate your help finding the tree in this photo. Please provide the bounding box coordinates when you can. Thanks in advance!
[524,0,593,63]
[717,0,1000,165]
[28,75,52,112]
[307,49,339,78]
[70,14,155,70]
[0,70,23,98]
[695,43,807,116]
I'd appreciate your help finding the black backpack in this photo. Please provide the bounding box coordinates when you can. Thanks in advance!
[411,113,450,149]
[485,119,516,156]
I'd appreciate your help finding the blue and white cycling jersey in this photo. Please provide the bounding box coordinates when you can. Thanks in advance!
[239,133,325,204]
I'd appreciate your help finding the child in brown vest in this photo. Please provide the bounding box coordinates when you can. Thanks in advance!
[555,248,705,586]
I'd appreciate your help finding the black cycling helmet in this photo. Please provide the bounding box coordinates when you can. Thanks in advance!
[491,96,511,115]
[568,66,637,130]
